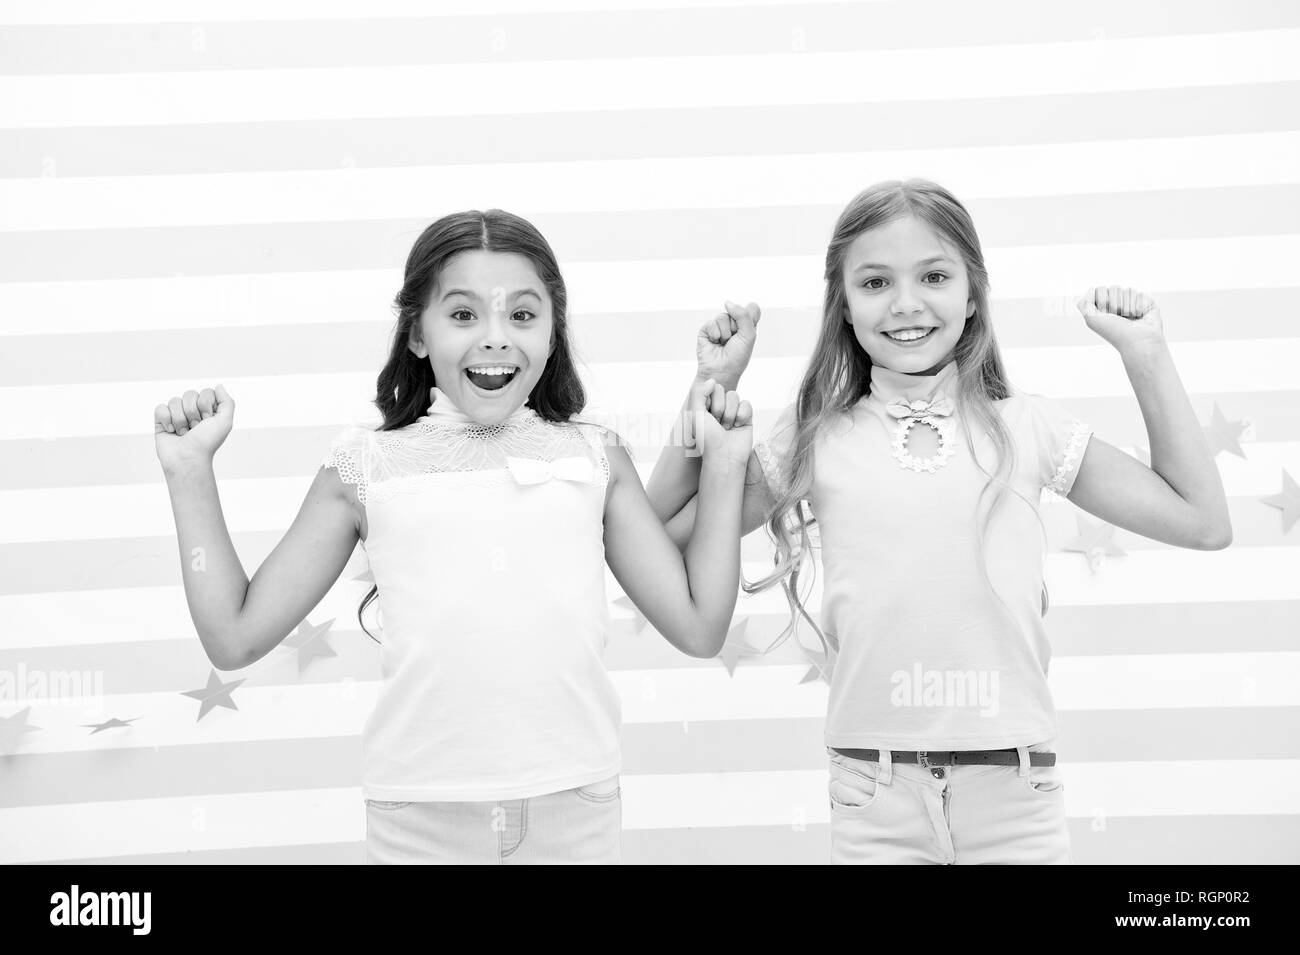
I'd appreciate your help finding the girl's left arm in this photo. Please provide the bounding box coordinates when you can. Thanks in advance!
[1066,286,1232,550]
[602,388,752,658]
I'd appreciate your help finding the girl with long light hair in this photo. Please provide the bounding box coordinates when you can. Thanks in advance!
[647,179,1230,864]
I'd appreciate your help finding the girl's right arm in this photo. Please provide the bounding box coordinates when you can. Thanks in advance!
[155,386,360,671]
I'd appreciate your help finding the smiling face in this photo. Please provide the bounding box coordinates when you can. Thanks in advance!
[408,249,554,426]
[842,215,976,376]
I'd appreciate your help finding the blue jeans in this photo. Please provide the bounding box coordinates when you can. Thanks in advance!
[364,774,622,864]
[827,748,1071,864]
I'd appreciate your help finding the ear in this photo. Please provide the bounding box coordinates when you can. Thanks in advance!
[966,299,976,319]
[407,328,428,360]
[843,307,854,326]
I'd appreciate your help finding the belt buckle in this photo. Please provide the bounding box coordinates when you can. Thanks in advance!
[918,750,948,779]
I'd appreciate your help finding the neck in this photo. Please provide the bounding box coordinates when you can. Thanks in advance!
[420,387,535,427]
[868,357,959,403]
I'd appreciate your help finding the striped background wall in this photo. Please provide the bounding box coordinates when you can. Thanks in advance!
[1,0,1298,865]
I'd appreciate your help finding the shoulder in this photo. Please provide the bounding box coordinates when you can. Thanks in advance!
[322,422,381,457]
[995,391,1079,432]
[319,423,384,502]
[565,417,623,448]
[572,420,633,490]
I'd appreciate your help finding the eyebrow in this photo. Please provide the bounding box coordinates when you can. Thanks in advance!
[439,287,479,302]
[438,287,543,302]
[852,255,954,273]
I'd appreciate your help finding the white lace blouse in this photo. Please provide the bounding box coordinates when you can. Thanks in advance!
[322,388,621,801]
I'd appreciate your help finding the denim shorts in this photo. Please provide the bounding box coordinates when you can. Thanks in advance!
[364,774,622,865]
[827,748,1071,865]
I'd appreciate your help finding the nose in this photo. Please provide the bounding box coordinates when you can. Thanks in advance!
[478,311,513,351]
[890,282,924,316]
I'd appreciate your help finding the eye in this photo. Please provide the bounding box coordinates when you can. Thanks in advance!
[862,277,887,291]
[510,308,535,322]
[923,271,948,284]
[450,308,474,323]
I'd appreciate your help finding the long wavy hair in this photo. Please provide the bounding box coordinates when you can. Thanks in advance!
[745,179,1037,659]
[357,209,587,641]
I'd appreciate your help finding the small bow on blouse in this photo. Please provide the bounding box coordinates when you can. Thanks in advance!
[505,456,595,486]
[885,393,955,420]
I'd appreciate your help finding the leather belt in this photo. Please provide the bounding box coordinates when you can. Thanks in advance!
[832,747,1056,767]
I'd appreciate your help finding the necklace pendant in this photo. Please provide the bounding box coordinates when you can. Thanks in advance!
[890,415,955,473]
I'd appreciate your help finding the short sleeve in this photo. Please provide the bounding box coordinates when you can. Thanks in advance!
[1023,395,1093,497]
[321,425,376,504]
[571,422,614,488]
[753,402,799,501]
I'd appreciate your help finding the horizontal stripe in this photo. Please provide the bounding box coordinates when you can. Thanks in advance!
[38,815,1300,865]
[4,449,1295,541]
[0,522,1296,607]
[5,82,1297,179]
[5,708,1299,809]
[6,187,1299,287]
[1,596,1297,679]
[1,387,1295,491]
[31,479,1300,562]
[4,760,1299,861]
[5,0,1293,74]
[2,653,1295,756]
[3,336,1298,438]
[3,30,1298,128]
[6,302,1300,400]
[4,578,1296,695]
[0,0,870,26]
[7,134,1299,231]
[2,231,1294,319]
[3,599,1296,676]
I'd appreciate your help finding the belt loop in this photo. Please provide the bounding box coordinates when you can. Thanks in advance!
[877,748,893,786]
[1016,746,1031,777]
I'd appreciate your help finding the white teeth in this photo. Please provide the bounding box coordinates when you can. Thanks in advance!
[466,365,517,376]
[885,328,933,342]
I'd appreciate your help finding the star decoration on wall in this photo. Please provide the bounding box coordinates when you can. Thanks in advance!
[81,717,140,735]
[1064,515,1126,572]
[718,619,759,677]
[283,618,339,673]
[0,706,40,754]
[613,595,648,634]
[799,662,830,685]
[181,671,245,721]
[798,643,833,685]
[1262,469,1300,534]
[1203,404,1248,459]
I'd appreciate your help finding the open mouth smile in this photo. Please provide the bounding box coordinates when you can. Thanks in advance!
[882,327,937,345]
[464,364,519,392]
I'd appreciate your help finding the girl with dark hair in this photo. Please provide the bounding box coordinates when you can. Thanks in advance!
[154,209,754,864]
[646,179,1231,864]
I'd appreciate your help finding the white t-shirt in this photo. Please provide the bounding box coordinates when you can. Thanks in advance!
[754,360,1092,751]
[322,389,621,801]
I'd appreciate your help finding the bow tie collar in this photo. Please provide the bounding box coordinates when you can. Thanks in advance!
[504,456,595,486]
[886,394,955,420]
